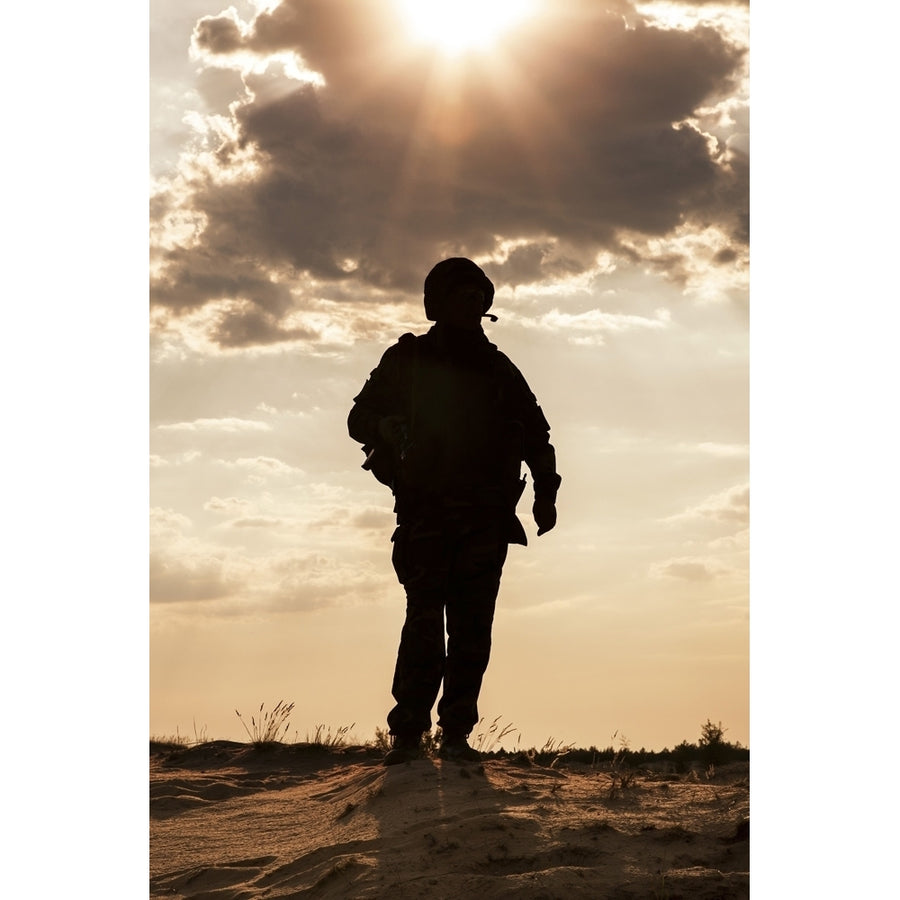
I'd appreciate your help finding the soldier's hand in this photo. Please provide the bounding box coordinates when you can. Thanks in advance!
[533,497,557,536]
[378,415,408,448]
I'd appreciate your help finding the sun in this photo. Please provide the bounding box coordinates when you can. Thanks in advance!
[395,0,539,56]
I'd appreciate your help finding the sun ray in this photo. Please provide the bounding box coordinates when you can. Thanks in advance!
[370,34,582,279]
[394,0,539,56]
[364,0,600,274]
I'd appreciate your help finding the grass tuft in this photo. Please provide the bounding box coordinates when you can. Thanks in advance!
[306,722,356,748]
[472,715,520,754]
[235,700,295,746]
[605,731,638,799]
[539,735,575,768]
[150,719,209,748]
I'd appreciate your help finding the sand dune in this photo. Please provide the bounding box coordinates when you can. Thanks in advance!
[150,741,749,898]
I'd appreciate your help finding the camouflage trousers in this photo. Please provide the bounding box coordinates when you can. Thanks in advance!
[387,509,509,738]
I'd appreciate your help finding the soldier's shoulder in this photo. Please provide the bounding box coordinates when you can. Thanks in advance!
[381,332,422,358]
[489,348,537,400]
[490,345,523,376]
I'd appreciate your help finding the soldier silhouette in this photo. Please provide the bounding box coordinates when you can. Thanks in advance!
[348,258,561,764]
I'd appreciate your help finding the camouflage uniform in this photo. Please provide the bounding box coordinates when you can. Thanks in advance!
[348,278,560,741]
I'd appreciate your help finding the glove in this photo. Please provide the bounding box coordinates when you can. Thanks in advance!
[533,497,557,536]
[377,415,408,448]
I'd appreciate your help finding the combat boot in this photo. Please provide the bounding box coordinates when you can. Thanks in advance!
[439,731,481,762]
[383,732,423,766]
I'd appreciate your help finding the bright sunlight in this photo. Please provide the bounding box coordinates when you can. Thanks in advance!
[396,0,539,56]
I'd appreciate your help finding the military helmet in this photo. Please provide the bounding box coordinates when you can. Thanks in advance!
[423,257,495,322]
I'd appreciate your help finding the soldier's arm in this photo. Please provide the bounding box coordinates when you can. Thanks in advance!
[526,440,561,503]
[502,359,561,502]
[519,393,560,536]
[347,340,408,446]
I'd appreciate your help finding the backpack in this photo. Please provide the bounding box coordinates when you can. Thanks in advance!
[359,333,419,489]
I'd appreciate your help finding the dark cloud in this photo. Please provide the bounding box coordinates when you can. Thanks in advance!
[193,11,245,55]
[488,241,587,288]
[714,247,738,264]
[153,0,747,346]
[210,304,320,348]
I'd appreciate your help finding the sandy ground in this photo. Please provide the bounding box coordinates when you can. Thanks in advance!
[150,741,749,899]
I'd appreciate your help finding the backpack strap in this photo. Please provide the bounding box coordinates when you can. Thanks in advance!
[398,333,420,453]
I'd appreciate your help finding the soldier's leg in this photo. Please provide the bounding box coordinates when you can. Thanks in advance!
[387,520,451,736]
[437,518,509,737]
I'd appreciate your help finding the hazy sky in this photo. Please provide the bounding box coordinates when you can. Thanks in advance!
[150,0,750,751]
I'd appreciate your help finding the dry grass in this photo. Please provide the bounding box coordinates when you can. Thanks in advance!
[471,715,520,753]
[306,723,356,747]
[150,720,209,748]
[235,700,295,746]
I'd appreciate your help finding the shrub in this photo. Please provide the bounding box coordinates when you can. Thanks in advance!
[698,719,729,766]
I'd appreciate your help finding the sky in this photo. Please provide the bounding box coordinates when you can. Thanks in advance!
[149,0,751,752]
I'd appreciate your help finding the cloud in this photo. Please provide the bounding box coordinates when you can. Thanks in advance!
[229,455,299,475]
[204,496,249,513]
[676,441,749,458]
[265,549,389,611]
[231,516,283,528]
[350,507,395,531]
[157,417,273,433]
[651,557,727,582]
[509,593,591,617]
[306,505,395,532]
[151,506,193,539]
[666,483,749,526]
[694,442,748,458]
[709,528,749,552]
[150,450,203,467]
[648,1,749,9]
[150,497,392,609]
[150,531,388,609]
[521,306,671,346]
[151,0,748,348]
[150,550,237,603]
[617,222,750,300]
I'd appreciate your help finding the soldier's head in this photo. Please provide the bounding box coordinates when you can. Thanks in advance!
[423,258,495,327]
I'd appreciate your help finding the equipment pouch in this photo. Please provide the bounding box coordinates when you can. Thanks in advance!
[361,441,395,488]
